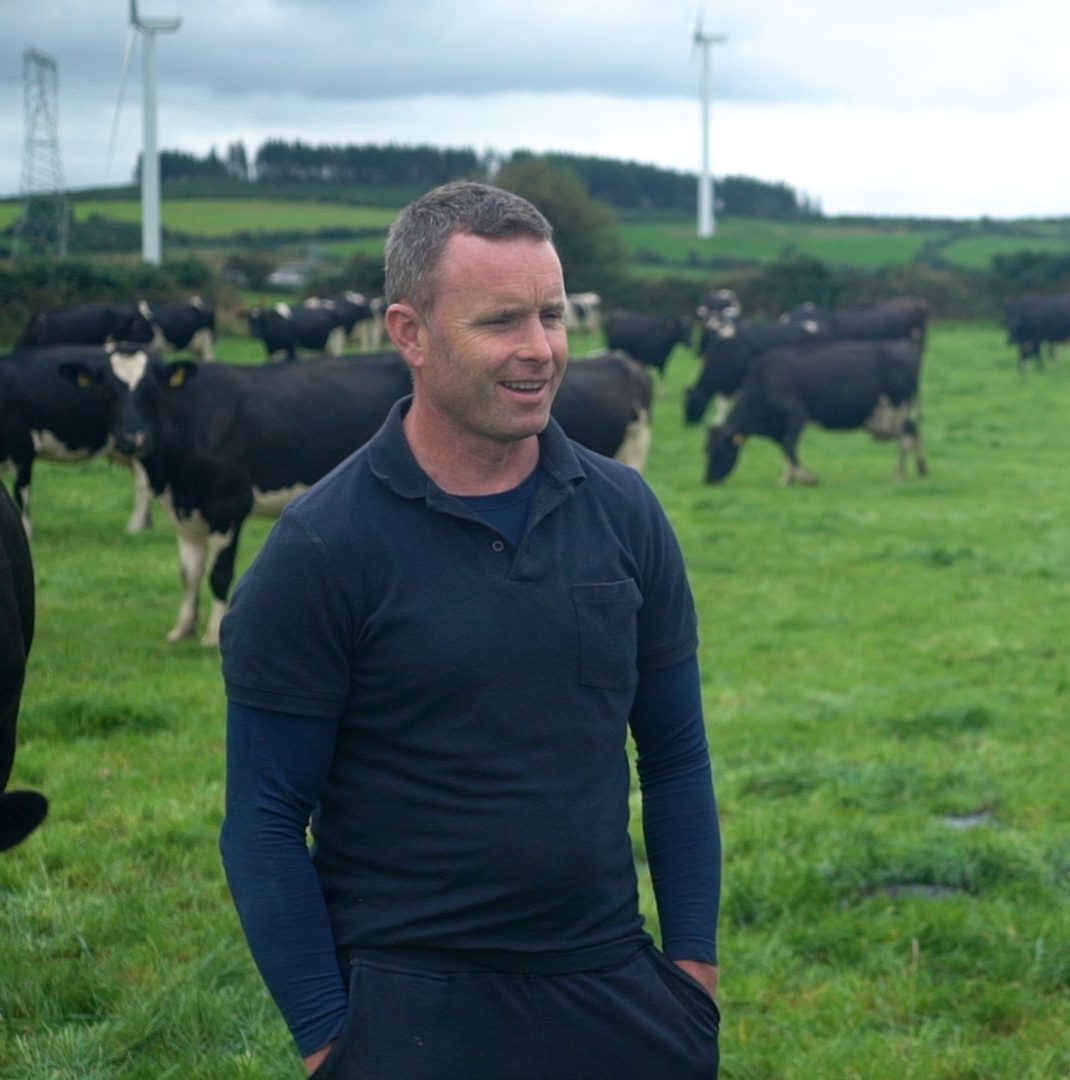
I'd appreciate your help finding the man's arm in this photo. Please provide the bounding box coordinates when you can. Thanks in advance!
[219,702,348,1061]
[629,655,721,995]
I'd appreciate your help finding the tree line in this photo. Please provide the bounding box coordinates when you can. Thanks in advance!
[138,140,818,219]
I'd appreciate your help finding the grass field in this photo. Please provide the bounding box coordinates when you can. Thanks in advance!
[2,323,1069,1077]
[0,200,396,239]
[6,195,1070,271]
[621,217,954,269]
[72,199,398,238]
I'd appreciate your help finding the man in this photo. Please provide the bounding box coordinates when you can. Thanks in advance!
[220,181,721,1078]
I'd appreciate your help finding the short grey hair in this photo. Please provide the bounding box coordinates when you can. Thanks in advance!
[384,181,555,313]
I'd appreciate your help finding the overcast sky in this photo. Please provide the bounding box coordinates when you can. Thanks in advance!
[1,0,1067,219]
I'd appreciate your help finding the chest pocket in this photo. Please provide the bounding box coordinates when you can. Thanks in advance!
[572,580,642,689]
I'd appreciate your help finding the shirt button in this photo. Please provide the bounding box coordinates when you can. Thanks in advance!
[491,540,505,552]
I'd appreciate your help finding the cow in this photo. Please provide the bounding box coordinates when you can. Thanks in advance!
[695,288,742,333]
[246,302,347,361]
[59,351,415,645]
[0,346,154,537]
[16,301,155,349]
[1005,294,1070,370]
[0,481,47,852]
[605,310,693,375]
[551,351,653,471]
[704,338,927,486]
[685,319,821,426]
[149,296,216,359]
[780,298,931,345]
[565,292,603,337]
[304,292,379,350]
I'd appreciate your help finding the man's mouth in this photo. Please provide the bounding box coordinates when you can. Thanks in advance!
[502,380,545,394]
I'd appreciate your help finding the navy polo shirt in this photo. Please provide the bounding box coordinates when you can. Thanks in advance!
[221,398,699,967]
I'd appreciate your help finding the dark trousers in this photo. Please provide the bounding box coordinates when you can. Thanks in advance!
[313,945,719,1080]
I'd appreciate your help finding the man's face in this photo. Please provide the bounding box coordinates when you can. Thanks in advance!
[414,232,568,447]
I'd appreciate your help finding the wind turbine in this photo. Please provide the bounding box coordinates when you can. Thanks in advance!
[692,11,726,239]
[108,0,181,265]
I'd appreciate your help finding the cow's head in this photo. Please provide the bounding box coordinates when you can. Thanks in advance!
[58,348,197,457]
[120,301,156,345]
[704,426,745,484]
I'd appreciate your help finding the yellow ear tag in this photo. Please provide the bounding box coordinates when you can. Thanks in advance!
[168,368,187,388]
[77,373,92,388]
[732,433,747,447]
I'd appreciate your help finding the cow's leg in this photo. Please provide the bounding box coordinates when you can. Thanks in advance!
[614,408,652,472]
[780,459,818,486]
[325,326,346,357]
[168,520,210,642]
[201,522,242,648]
[191,328,215,361]
[897,418,928,480]
[125,459,154,533]
[779,417,817,486]
[12,459,33,540]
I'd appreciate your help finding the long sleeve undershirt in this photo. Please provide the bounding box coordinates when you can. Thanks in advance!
[219,656,721,1058]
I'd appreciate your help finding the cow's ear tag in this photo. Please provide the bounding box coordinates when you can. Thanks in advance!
[77,373,93,388]
[168,367,187,388]
[732,433,747,446]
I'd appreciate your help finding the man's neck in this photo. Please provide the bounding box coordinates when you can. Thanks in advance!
[402,404,541,496]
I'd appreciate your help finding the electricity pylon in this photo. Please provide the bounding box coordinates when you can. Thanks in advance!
[13,47,70,258]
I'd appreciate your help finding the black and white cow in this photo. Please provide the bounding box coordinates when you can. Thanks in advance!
[565,292,603,337]
[695,288,742,333]
[551,351,653,471]
[685,319,822,426]
[780,298,931,345]
[0,346,154,537]
[246,302,348,361]
[150,297,216,359]
[1005,294,1070,370]
[605,310,693,375]
[303,293,379,350]
[60,351,415,644]
[704,338,927,486]
[16,301,155,349]
[0,481,46,852]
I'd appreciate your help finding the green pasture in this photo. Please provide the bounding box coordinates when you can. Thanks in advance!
[939,231,1070,270]
[69,199,396,238]
[2,323,1070,1077]
[622,217,953,269]
[7,195,1070,272]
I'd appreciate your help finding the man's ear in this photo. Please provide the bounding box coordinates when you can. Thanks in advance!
[385,302,426,369]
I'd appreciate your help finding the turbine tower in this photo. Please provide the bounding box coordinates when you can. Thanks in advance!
[693,16,726,239]
[110,0,181,265]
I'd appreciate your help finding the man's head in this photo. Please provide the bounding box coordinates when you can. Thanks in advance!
[383,183,568,469]
[384,181,555,314]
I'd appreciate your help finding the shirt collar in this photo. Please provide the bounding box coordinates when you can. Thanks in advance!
[367,396,586,501]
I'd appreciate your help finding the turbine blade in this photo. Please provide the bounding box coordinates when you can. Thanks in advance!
[106,26,138,175]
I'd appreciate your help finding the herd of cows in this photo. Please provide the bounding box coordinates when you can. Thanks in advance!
[1,286,1068,646]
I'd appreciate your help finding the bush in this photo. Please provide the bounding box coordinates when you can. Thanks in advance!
[0,257,216,345]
